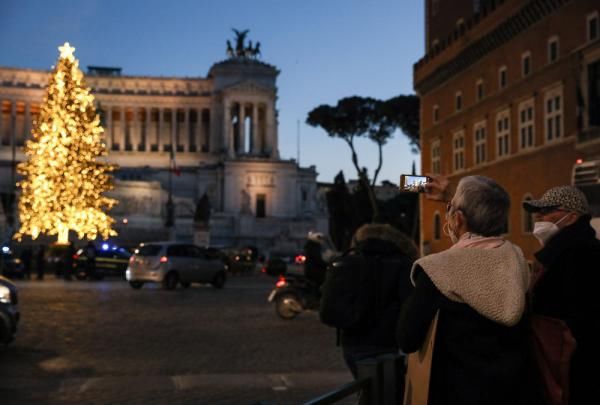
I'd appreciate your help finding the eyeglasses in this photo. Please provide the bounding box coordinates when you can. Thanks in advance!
[446,202,454,213]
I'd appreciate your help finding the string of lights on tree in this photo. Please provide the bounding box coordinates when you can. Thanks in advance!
[14,42,118,244]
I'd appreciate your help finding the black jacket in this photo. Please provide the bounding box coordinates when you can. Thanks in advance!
[397,268,533,405]
[532,214,600,405]
[340,239,414,348]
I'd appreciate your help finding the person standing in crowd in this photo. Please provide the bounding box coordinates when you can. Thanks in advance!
[523,186,600,405]
[36,245,45,280]
[63,242,75,281]
[85,241,97,280]
[337,223,417,379]
[20,246,32,280]
[397,175,532,405]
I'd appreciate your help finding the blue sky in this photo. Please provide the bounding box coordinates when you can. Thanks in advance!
[0,0,424,184]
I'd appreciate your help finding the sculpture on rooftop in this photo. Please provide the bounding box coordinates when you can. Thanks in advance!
[228,29,261,59]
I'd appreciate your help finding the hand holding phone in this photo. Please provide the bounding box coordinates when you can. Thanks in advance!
[400,175,432,193]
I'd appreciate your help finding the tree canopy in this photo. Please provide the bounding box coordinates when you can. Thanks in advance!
[306,94,419,221]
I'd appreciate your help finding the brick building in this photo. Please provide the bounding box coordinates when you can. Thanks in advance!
[415,0,600,259]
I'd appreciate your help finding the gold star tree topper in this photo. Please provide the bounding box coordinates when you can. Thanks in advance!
[58,42,76,60]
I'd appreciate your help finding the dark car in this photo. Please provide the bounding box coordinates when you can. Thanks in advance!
[262,251,305,277]
[0,247,24,279]
[0,275,19,346]
[74,244,131,280]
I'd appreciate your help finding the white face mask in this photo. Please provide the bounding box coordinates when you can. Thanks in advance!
[533,214,570,246]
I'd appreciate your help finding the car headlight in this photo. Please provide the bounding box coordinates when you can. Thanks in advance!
[0,285,11,304]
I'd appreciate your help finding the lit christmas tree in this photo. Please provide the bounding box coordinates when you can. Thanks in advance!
[14,42,117,244]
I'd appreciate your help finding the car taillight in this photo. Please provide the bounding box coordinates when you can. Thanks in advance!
[276,276,287,288]
[159,256,168,263]
[73,254,79,260]
[295,254,306,264]
[129,256,135,264]
[261,267,266,273]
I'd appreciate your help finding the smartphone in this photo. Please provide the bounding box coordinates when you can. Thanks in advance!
[400,174,432,193]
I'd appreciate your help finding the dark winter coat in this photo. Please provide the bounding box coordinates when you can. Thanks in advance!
[339,224,416,349]
[397,241,532,405]
[532,214,600,405]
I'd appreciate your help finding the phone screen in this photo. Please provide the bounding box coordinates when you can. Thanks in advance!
[400,175,430,192]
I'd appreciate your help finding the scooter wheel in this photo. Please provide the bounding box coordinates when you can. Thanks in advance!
[275,293,302,320]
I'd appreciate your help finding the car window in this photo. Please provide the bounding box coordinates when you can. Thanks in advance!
[187,245,203,258]
[136,245,162,257]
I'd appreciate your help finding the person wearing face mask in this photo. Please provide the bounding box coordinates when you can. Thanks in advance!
[523,185,600,405]
[396,175,533,405]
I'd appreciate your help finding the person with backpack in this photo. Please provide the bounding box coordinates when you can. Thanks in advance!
[523,185,600,405]
[397,175,533,405]
[320,222,418,378]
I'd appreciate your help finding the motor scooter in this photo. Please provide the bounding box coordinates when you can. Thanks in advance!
[267,274,320,320]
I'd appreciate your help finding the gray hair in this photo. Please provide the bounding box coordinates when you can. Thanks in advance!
[452,175,510,236]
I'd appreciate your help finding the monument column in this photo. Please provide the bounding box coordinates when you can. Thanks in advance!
[120,106,126,151]
[145,107,151,152]
[252,103,259,154]
[10,100,16,150]
[224,101,234,158]
[171,108,177,152]
[239,102,246,154]
[266,101,275,158]
[184,107,190,152]
[105,105,113,150]
[158,108,164,151]
[23,102,31,142]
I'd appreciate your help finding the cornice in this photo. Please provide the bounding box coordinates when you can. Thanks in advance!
[415,0,572,95]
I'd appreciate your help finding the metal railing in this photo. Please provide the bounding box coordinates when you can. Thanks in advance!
[304,354,406,405]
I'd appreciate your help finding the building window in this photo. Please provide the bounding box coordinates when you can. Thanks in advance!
[256,194,266,218]
[522,51,531,77]
[433,105,439,123]
[518,98,535,150]
[496,109,510,158]
[588,11,599,42]
[589,60,600,127]
[431,0,440,17]
[499,66,507,89]
[522,194,534,233]
[548,36,559,63]
[474,121,487,165]
[545,87,563,142]
[434,211,441,240]
[431,139,441,174]
[455,91,462,112]
[476,79,484,101]
[453,130,465,172]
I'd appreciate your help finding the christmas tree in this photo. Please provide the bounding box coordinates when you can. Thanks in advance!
[14,42,117,244]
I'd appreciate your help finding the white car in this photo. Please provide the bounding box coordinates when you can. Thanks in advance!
[126,242,227,290]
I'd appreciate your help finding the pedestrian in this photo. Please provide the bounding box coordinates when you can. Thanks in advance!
[63,242,75,281]
[20,246,32,280]
[35,245,45,280]
[523,185,600,404]
[303,232,328,288]
[85,241,97,280]
[397,175,533,405]
[327,223,418,379]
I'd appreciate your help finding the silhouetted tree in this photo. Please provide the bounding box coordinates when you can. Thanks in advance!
[307,95,419,222]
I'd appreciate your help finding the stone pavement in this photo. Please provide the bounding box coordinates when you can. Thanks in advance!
[0,274,355,404]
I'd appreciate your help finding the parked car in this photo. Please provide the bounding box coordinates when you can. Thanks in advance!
[0,246,24,279]
[74,244,131,280]
[0,275,19,346]
[126,242,228,290]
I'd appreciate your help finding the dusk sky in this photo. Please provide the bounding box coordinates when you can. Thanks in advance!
[0,0,424,185]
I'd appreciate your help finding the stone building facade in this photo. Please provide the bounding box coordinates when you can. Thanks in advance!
[416,0,600,259]
[0,46,328,250]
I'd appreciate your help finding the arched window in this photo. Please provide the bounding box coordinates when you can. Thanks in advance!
[523,194,534,233]
[434,211,441,240]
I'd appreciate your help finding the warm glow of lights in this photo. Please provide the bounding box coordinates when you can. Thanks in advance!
[122,218,128,224]
[14,42,118,243]
[58,42,76,60]
[576,158,583,164]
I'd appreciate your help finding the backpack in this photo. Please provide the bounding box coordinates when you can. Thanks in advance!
[319,246,403,331]
[528,261,577,405]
